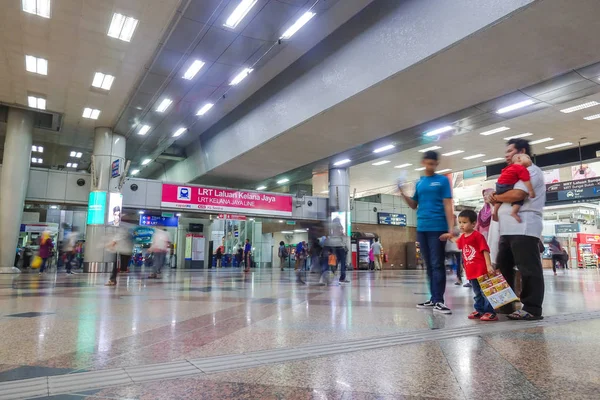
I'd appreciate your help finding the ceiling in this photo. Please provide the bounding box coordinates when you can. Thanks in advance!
[0,0,181,167]
[195,0,600,190]
[349,91,600,196]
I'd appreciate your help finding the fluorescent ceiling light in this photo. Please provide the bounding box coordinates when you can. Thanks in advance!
[280,11,316,39]
[424,126,453,136]
[27,95,46,110]
[156,98,173,113]
[196,103,214,116]
[373,144,395,153]
[503,132,533,140]
[137,125,151,136]
[183,60,205,80]
[138,211,145,215]
[92,72,114,90]
[224,0,257,29]
[418,146,442,153]
[32,145,43,153]
[256,186,267,191]
[463,154,485,160]
[333,159,351,166]
[394,163,412,169]
[438,168,452,174]
[479,126,510,136]
[320,190,329,194]
[415,167,426,171]
[75,152,82,158]
[66,163,78,168]
[530,137,553,145]
[141,159,151,165]
[277,178,289,184]
[482,157,504,163]
[173,128,186,138]
[82,108,100,119]
[294,229,307,233]
[442,150,464,156]
[131,169,140,176]
[23,0,51,18]
[560,101,600,113]
[281,231,294,234]
[107,13,139,42]
[496,99,535,114]
[583,113,600,121]
[372,160,391,166]
[25,55,47,75]
[545,142,573,150]
[230,68,253,85]
[66,163,72,168]
[31,158,43,164]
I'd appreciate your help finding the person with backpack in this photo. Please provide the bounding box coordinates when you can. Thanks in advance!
[278,241,288,271]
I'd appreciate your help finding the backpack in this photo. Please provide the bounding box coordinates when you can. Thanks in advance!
[281,247,289,259]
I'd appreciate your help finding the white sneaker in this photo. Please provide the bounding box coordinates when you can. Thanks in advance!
[433,302,452,314]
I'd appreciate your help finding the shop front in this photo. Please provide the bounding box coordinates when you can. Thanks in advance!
[575,233,600,268]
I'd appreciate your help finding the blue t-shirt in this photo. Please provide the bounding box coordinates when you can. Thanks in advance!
[296,242,303,255]
[412,174,452,232]
[244,242,252,253]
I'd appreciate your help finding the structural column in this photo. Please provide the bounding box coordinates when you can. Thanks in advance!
[326,168,351,251]
[83,127,126,272]
[0,108,34,273]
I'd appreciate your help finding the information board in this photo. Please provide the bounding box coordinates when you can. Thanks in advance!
[377,212,407,226]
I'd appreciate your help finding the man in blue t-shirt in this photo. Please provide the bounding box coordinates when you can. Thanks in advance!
[400,150,454,314]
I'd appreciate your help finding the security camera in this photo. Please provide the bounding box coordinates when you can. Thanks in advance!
[76,178,85,186]
[130,184,139,191]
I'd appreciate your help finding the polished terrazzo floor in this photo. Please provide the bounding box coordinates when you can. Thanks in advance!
[1,266,600,399]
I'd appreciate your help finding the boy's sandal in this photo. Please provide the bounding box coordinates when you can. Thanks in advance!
[507,310,543,321]
[480,313,498,321]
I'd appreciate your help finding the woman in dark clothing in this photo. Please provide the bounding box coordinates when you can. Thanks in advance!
[548,236,566,275]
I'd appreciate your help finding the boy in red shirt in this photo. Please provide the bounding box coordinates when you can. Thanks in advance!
[493,153,535,223]
[442,210,497,321]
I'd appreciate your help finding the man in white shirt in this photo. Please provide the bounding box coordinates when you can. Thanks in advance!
[371,238,383,271]
[490,139,545,320]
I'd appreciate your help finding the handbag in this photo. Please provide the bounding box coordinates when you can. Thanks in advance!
[31,256,42,269]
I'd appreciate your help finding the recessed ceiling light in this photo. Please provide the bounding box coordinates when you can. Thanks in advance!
[72,163,78,168]
[394,163,412,169]
[137,125,151,136]
[280,11,316,39]
[31,157,43,164]
[496,99,535,114]
[424,126,453,137]
[230,68,253,85]
[479,126,510,136]
[22,0,51,18]
[415,167,426,171]
[107,13,139,42]
[156,98,173,113]
[371,160,390,166]
[333,159,351,166]
[529,137,553,145]
[173,127,186,138]
[503,133,533,140]
[138,210,145,215]
[66,163,72,168]
[482,157,504,163]
[545,142,573,150]
[32,145,43,153]
[25,55,47,75]
[560,101,600,113]
[66,162,78,168]
[82,108,100,119]
[437,168,452,174]
[183,60,206,80]
[583,113,600,121]
[373,144,395,153]
[442,150,464,156]
[27,95,46,110]
[256,186,267,191]
[463,154,485,160]
[197,103,214,116]
[224,0,258,29]
[277,178,289,185]
[131,169,140,176]
[176,213,181,217]
[141,159,151,165]
[418,146,442,153]
[92,72,115,90]
[75,152,82,158]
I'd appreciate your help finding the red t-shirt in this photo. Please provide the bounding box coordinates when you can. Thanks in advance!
[497,164,530,185]
[456,231,490,280]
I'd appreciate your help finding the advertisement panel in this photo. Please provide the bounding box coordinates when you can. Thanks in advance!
[87,192,106,225]
[107,192,123,226]
[161,184,293,217]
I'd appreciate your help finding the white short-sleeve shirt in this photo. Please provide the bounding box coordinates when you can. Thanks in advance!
[498,164,545,238]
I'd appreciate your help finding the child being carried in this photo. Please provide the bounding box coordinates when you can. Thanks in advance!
[493,153,535,223]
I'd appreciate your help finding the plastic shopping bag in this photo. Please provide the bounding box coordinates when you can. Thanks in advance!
[31,256,42,269]
[476,270,519,309]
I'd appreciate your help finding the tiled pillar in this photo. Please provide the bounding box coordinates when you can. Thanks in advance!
[83,127,126,272]
[326,168,351,261]
[0,108,34,273]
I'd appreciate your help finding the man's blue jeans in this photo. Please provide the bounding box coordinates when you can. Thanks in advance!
[417,231,447,304]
